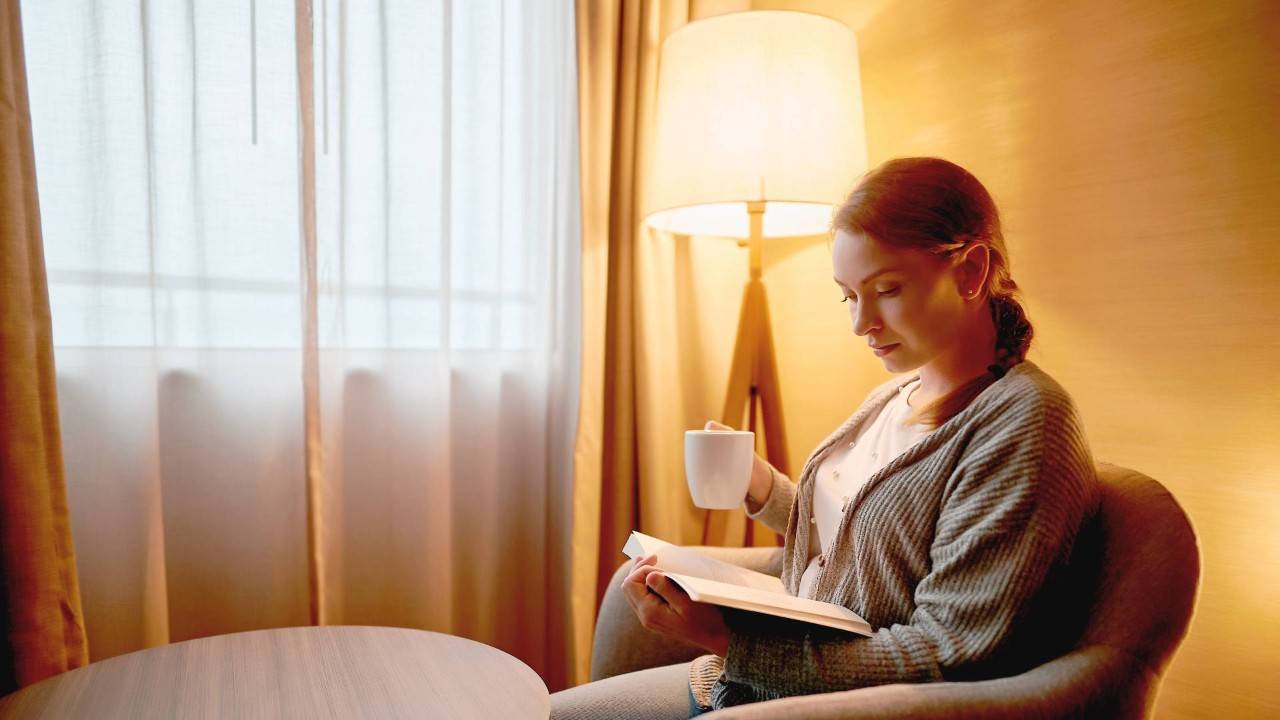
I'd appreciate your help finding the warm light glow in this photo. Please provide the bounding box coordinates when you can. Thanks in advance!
[645,201,839,238]
[644,11,867,238]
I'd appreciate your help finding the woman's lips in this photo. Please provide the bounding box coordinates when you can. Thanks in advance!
[873,344,899,357]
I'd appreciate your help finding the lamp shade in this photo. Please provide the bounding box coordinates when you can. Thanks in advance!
[643,11,867,238]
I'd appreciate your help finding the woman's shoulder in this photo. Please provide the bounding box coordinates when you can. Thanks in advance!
[970,361,1098,489]
[947,362,1099,528]
[977,359,1084,424]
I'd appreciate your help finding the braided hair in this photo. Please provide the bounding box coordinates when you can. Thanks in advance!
[987,293,1034,379]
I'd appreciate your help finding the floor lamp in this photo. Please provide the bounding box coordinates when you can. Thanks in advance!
[643,11,867,547]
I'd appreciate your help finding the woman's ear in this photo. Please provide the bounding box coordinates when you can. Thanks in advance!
[952,242,992,299]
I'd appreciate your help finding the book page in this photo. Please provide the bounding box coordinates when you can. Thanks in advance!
[664,572,873,636]
[622,531,786,595]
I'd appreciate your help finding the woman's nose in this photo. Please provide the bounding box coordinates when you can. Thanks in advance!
[851,301,879,337]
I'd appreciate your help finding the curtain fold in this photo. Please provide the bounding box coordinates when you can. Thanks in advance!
[294,0,325,628]
[0,0,89,693]
[571,0,795,686]
[574,0,779,688]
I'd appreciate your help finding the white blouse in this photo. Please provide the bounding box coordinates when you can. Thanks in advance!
[797,377,931,599]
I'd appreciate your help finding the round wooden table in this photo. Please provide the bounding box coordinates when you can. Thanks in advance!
[0,626,549,719]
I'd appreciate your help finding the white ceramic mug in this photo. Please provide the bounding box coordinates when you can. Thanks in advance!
[684,430,754,509]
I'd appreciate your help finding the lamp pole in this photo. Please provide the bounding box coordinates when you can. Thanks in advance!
[702,201,789,548]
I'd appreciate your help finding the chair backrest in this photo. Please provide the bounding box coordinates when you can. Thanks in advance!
[954,461,1203,719]
[1073,462,1201,703]
[990,461,1203,719]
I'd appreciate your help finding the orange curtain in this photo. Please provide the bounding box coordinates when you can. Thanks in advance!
[571,0,687,687]
[0,0,89,694]
[568,0,796,687]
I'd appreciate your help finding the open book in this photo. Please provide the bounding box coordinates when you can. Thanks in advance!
[622,531,873,636]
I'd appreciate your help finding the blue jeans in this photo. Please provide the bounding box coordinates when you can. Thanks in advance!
[688,686,707,716]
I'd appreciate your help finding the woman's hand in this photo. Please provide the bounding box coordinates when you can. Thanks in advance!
[621,554,732,657]
[704,420,773,506]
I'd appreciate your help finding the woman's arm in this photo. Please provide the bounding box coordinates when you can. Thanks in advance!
[719,394,1099,698]
[703,420,796,534]
[743,461,796,535]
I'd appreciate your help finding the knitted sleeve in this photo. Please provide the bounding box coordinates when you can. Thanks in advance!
[717,390,1098,698]
[741,463,796,536]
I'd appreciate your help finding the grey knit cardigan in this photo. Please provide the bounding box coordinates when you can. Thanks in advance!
[689,360,1101,710]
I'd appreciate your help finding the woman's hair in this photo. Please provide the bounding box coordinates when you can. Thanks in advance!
[830,157,1033,431]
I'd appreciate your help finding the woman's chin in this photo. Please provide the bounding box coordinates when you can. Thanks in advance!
[878,347,917,372]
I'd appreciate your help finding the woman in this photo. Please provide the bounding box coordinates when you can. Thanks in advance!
[550,157,1099,718]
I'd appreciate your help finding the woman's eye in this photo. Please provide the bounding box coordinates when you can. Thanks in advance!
[841,286,899,303]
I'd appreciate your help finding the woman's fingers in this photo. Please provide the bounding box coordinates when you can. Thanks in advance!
[630,571,679,631]
[625,553,657,578]
[645,572,689,613]
[621,563,702,641]
[704,420,733,431]
[625,562,661,589]
[623,574,666,627]
[620,555,660,601]
[621,557,677,614]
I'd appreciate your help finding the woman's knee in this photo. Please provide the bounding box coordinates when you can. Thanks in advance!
[549,662,695,720]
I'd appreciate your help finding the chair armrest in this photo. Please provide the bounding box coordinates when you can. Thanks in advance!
[700,646,1154,720]
[590,544,784,681]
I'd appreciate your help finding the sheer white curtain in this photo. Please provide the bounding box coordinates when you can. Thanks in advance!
[20,0,580,684]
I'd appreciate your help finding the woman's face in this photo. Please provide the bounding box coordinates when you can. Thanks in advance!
[831,228,971,373]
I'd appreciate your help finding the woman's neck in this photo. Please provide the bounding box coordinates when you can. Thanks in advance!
[911,307,998,407]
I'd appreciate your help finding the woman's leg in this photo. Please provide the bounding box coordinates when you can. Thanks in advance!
[550,661,695,720]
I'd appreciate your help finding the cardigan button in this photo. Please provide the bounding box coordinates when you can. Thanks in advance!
[817,555,826,567]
